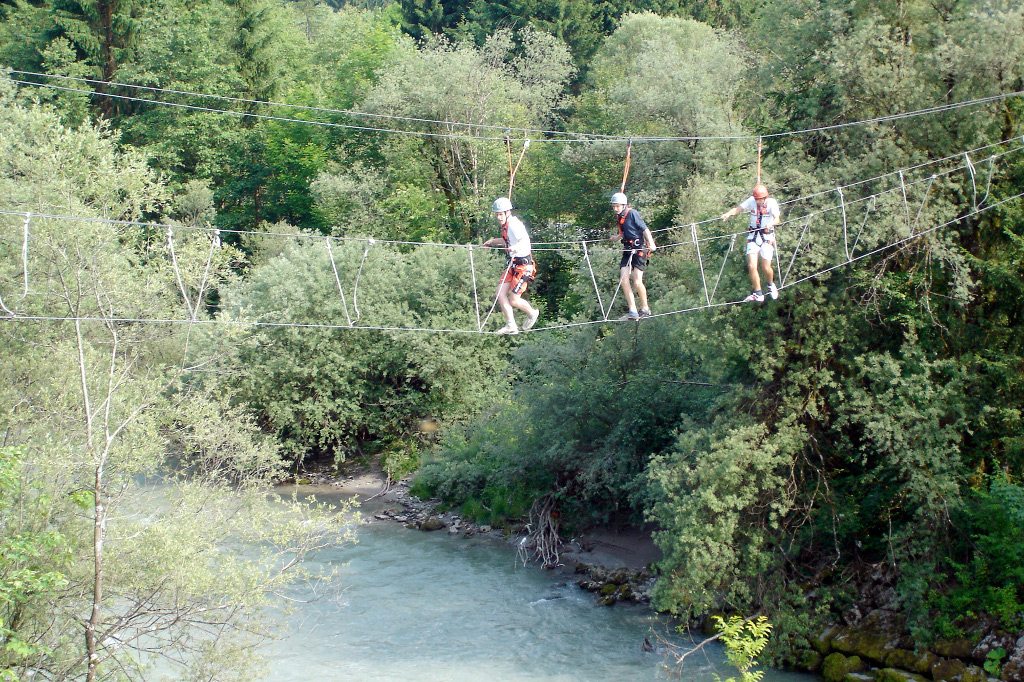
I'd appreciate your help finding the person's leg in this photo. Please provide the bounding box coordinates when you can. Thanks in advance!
[746,251,761,292]
[620,266,637,312]
[760,242,777,298]
[632,269,649,312]
[509,292,536,317]
[496,282,516,328]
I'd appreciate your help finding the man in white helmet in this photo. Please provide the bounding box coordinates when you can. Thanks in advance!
[609,192,657,320]
[482,197,540,335]
[720,183,780,302]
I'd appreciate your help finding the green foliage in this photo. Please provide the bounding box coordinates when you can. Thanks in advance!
[210,235,508,463]
[713,614,773,682]
[0,447,70,674]
[358,26,574,241]
[0,80,356,680]
[984,647,1007,677]
[928,477,1024,634]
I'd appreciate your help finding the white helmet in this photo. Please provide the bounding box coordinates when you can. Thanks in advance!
[610,192,628,205]
[491,197,513,213]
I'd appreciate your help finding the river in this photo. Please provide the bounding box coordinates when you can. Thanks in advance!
[260,490,815,682]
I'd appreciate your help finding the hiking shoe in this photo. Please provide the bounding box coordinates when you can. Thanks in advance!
[744,291,765,303]
[618,310,640,321]
[495,324,519,335]
[767,282,779,300]
[523,309,540,331]
[639,308,652,318]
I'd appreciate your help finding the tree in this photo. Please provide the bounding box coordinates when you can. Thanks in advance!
[48,0,144,116]
[0,76,353,681]
[356,27,574,240]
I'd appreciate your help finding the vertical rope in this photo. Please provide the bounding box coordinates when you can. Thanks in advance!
[505,132,515,198]
[478,261,512,332]
[850,195,876,256]
[20,212,31,300]
[964,152,978,209]
[605,250,630,316]
[351,238,373,322]
[167,227,195,320]
[836,187,851,261]
[709,234,737,303]
[772,220,784,291]
[912,175,938,235]
[782,220,810,287]
[899,171,911,236]
[581,241,606,320]
[977,155,995,208]
[756,137,763,184]
[324,237,353,327]
[467,245,481,331]
[508,139,529,200]
[192,229,219,319]
[692,223,711,307]
[620,139,632,193]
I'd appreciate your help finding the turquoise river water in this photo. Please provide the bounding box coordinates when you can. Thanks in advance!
[257,491,815,682]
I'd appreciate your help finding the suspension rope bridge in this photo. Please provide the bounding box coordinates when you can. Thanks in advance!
[2,138,1021,335]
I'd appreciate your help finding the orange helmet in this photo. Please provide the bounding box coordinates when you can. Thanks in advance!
[752,183,769,199]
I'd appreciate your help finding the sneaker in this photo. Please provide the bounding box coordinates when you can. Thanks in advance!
[523,309,540,331]
[495,324,519,335]
[618,310,640,321]
[767,282,779,300]
[639,309,652,318]
[744,291,765,303]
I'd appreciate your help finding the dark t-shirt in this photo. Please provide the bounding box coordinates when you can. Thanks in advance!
[618,208,647,246]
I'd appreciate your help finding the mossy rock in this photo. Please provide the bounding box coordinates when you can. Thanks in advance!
[931,638,975,659]
[599,583,618,597]
[874,668,928,682]
[929,658,966,682]
[884,649,938,674]
[823,652,866,682]
[796,649,824,672]
[418,516,445,531]
[811,626,839,654]
[832,627,892,664]
[958,665,988,682]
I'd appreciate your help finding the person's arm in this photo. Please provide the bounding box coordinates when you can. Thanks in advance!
[643,228,656,252]
[720,205,742,221]
[482,237,504,249]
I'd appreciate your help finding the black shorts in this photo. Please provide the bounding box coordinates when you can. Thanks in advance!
[619,249,648,271]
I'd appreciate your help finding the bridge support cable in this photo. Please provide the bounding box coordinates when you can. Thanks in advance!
[324,238,354,327]
[467,245,482,331]
[836,187,851,262]
[167,227,196,321]
[782,220,811,288]
[20,213,31,301]
[899,171,912,236]
[581,241,607,320]
[478,261,512,333]
[691,223,711,307]
[850,195,877,257]
[709,234,737,304]
[352,238,373,323]
[912,175,938,235]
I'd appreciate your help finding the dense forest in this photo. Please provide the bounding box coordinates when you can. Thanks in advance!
[1,0,1023,679]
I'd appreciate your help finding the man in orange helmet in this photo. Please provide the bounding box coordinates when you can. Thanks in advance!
[720,183,781,302]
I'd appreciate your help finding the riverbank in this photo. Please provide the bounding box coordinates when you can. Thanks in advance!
[290,466,660,607]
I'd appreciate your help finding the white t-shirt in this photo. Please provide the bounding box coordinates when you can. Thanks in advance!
[503,215,532,258]
[739,196,781,234]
